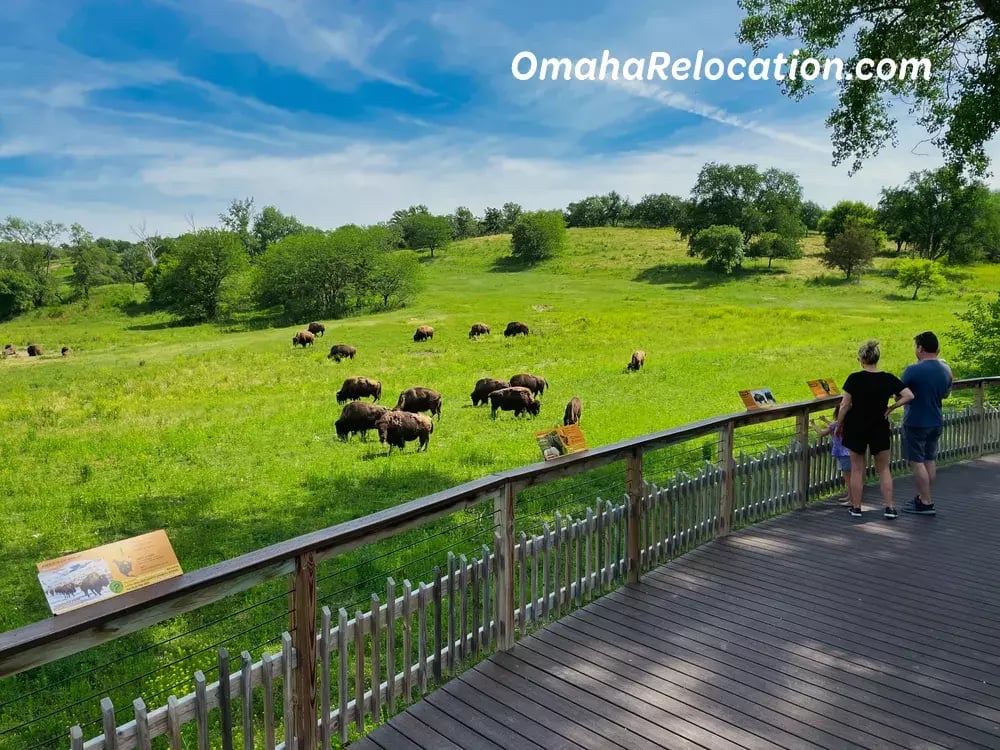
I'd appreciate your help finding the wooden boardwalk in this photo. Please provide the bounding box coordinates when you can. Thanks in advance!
[352,455,1000,750]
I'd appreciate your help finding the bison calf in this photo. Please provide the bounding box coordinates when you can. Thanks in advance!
[468,322,490,338]
[489,386,540,419]
[470,377,509,406]
[292,330,316,348]
[376,410,434,453]
[564,396,582,426]
[327,344,356,362]
[395,386,443,420]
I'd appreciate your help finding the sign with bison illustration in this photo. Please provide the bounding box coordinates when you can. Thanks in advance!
[534,424,588,461]
[739,388,778,411]
[36,530,182,615]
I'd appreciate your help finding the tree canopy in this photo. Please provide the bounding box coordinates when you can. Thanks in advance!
[737,0,1000,177]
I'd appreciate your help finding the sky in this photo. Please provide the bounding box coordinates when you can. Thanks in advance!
[1,0,998,240]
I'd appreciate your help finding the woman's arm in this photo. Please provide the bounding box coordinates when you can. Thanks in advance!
[885,387,915,417]
[834,394,852,438]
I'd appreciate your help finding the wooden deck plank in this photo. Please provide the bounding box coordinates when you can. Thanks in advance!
[353,457,1000,749]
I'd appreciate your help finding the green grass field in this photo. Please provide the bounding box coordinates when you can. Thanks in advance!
[1,227,997,747]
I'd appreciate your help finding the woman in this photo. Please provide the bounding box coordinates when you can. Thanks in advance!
[835,340,914,519]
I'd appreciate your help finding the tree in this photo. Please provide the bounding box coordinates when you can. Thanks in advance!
[147,229,248,320]
[401,213,452,258]
[510,210,566,262]
[252,206,304,256]
[0,269,38,320]
[68,224,116,299]
[603,191,629,226]
[949,292,1000,376]
[799,200,824,231]
[501,202,523,232]
[687,224,746,274]
[817,201,879,245]
[219,197,256,256]
[978,191,1000,261]
[130,219,163,267]
[448,207,480,239]
[678,163,804,248]
[0,217,65,272]
[369,250,425,308]
[630,193,686,228]
[877,188,914,253]
[880,166,995,263]
[564,196,608,227]
[895,259,946,300]
[120,244,152,287]
[747,231,803,268]
[820,219,883,278]
[737,1,1000,177]
[390,205,429,227]
[480,207,506,235]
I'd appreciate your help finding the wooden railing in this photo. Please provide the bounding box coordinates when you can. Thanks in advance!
[1,377,998,749]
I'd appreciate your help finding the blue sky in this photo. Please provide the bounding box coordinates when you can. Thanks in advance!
[1,0,998,239]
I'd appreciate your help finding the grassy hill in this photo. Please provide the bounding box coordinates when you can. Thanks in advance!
[2,226,997,747]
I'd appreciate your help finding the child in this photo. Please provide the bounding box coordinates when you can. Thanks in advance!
[811,405,852,506]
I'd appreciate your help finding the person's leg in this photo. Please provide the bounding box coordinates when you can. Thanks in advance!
[848,450,866,513]
[874,450,896,517]
[904,426,938,514]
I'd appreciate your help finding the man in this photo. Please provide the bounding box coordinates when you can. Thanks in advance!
[900,331,953,515]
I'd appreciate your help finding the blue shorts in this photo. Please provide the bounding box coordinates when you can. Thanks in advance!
[903,425,941,463]
[836,454,852,471]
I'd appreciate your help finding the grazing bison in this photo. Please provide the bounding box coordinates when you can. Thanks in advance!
[327,344,357,362]
[2,344,15,357]
[308,321,326,337]
[509,373,548,396]
[61,347,71,356]
[335,401,390,441]
[470,377,509,406]
[52,582,77,598]
[336,376,382,404]
[376,410,434,452]
[413,325,434,342]
[395,386,443,420]
[27,344,43,357]
[292,330,316,348]
[77,572,110,598]
[489,386,541,419]
[564,396,582,426]
[504,321,529,337]
[626,349,646,372]
[468,322,491,338]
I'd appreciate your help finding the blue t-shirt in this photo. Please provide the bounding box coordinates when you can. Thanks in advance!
[901,359,952,427]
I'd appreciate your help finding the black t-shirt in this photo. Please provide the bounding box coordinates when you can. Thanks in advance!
[842,370,905,430]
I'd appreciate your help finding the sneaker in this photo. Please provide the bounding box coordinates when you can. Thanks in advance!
[884,507,898,519]
[849,507,862,518]
[903,499,936,515]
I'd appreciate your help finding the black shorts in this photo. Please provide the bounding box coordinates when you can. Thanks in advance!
[842,421,891,455]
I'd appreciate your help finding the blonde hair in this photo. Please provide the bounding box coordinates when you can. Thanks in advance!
[858,339,880,365]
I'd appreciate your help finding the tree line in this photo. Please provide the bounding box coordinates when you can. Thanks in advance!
[1,161,999,324]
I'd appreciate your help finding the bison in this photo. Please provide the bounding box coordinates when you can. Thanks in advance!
[626,349,646,372]
[376,410,434,452]
[327,344,357,362]
[335,401,390,441]
[470,377,509,406]
[395,386,443,420]
[510,373,548,396]
[489,386,541,419]
[27,344,43,357]
[413,325,434,342]
[504,321,529,337]
[564,396,582,426]
[61,347,71,356]
[336,376,382,404]
[77,572,110,598]
[2,344,16,357]
[308,321,326,337]
[292,330,316,348]
[468,322,491,338]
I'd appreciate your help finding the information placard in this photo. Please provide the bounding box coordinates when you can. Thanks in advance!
[739,388,778,410]
[535,424,588,461]
[806,378,841,398]
[36,530,183,616]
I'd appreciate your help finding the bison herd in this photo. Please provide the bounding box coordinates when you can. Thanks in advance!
[2,343,72,359]
[288,319,646,456]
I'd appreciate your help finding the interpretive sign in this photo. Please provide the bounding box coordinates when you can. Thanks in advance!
[536,424,588,461]
[807,378,841,398]
[739,388,778,410]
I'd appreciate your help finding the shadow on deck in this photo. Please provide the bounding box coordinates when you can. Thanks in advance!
[353,455,1000,750]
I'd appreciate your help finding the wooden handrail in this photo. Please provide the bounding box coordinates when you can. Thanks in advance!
[2,377,996,677]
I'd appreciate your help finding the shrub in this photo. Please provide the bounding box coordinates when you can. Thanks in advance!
[688,225,745,273]
[510,210,566,262]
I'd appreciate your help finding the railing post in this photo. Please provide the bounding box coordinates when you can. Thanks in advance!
[494,482,516,650]
[626,447,643,583]
[716,422,735,537]
[289,551,317,750]
[974,381,986,458]
[796,409,811,509]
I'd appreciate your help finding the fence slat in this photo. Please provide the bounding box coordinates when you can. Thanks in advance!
[133,698,150,750]
[319,611,331,750]
[282,632,293,750]
[432,564,442,684]
[218,648,232,750]
[262,653,276,750]
[386,578,396,717]
[371,593,381,724]
[417,583,428,695]
[401,581,412,706]
[241,650,254,750]
[166,695,181,750]
[354,610,365,732]
[194,671,208,750]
